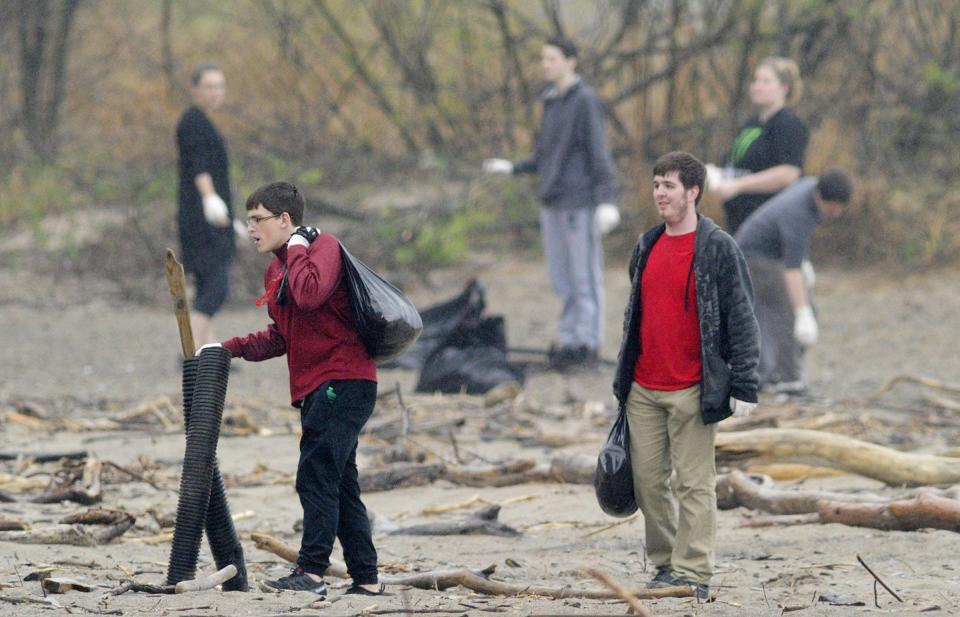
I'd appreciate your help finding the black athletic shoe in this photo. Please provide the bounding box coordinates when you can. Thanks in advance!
[345,582,391,596]
[646,566,676,588]
[264,567,327,595]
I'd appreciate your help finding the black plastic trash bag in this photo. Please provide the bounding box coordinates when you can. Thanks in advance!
[385,279,485,370]
[594,408,638,517]
[416,342,524,395]
[340,243,423,363]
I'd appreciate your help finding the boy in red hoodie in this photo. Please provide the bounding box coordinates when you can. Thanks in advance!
[218,182,382,596]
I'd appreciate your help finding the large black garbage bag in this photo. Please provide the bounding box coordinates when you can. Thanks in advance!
[416,342,524,395]
[340,243,423,363]
[386,279,485,370]
[594,408,638,517]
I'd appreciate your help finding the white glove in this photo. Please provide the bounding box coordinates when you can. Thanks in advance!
[482,158,514,175]
[794,305,818,346]
[287,234,310,249]
[705,164,723,191]
[730,397,757,418]
[197,342,222,352]
[595,203,620,235]
[233,219,249,241]
[202,193,231,227]
[801,259,815,289]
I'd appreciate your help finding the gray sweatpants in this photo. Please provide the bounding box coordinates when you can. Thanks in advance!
[540,205,604,351]
[745,255,805,386]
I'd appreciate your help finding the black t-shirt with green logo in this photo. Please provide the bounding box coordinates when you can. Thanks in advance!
[723,108,808,234]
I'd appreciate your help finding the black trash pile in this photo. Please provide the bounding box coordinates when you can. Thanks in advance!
[387,280,524,395]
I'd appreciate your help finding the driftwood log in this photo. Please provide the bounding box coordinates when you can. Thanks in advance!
[0,510,134,545]
[250,532,349,578]
[716,428,960,486]
[817,492,960,532]
[716,470,891,514]
[361,462,445,492]
[110,565,239,595]
[389,504,520,537]
[381,563,692,600]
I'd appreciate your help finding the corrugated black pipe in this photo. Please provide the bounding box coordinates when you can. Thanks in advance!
[179,355,249,592]
[166,347,234,586]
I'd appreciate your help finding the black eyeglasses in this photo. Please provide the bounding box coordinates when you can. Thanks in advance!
[246,213,282,226]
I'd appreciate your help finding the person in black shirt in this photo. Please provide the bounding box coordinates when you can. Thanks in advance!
[176,62,245,349]
[707,57,809,235]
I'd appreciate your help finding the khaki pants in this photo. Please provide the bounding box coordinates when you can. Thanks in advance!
[626,382,716,584]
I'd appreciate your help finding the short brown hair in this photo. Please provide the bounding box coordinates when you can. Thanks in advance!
[652,151,706,205]
[245,181,305,225]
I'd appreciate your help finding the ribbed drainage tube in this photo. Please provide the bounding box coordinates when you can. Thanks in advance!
[166,346,247,590]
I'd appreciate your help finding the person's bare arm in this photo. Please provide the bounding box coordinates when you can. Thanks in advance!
[783,267,808,309]
[194,172,216,197]
[714,164,801,201]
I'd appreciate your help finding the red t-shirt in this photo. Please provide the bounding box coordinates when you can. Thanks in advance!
[223,234,376,404]
[633,231,702,390]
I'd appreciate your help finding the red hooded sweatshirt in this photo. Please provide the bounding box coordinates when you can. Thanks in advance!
[222,233,376,405]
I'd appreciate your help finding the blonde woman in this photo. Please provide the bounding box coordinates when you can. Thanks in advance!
[709,57,809,234]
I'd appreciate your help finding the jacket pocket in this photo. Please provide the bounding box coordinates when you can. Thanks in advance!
[701,354,731,414]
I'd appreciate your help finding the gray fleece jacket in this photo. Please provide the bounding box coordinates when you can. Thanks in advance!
[513,78,617,209]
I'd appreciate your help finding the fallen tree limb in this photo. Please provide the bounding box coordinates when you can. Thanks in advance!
[381,563,692,600]
[249,532,349,578]
[0,449,88,462]
[817,492,960,532]
[716,470,891,514]
[31,457,102,505]
[174,565,237,593]
[875,374,960,399]
[585,567,655,616]
[0,510,134,545]
[361,462,445,492]
[390,504,520,537]
[716,428,960,486]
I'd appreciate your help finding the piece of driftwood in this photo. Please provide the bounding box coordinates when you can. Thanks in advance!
[380,563,692,600]
[875,374,960,398]
[715,428,960,486]
[741,513,822,527]
[817,492,960,532]
[548,454,595,484]
[42,577,93,593]
[250,532,349,578]
[390,504,520,537]
[445,460,553,488]
[0,490,15,502]
[585,567,656,617]
[31,457,102,505]
[110,565,238,595]
[174,565,237,593]
[0,449,88,462]
[0,518,28,531]
[716,470,891,514]
[361,462,446,492]
[0,510,134,546]
[364,415,467,441]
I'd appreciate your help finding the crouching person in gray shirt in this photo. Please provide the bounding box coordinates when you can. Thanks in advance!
[734,169,853,395]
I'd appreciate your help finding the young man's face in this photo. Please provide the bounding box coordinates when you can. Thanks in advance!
[652,171,698,227]
[541,45,576,84]
[246,204,293,254]
[816,194,847,220]
[192,69,226,112]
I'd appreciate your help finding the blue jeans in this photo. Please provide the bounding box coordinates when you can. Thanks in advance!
[296,379,378,584]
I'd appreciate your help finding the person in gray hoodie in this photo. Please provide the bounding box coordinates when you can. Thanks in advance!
[484,37,618,371]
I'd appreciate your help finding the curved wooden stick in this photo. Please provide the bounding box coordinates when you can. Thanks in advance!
[175,565,237,593]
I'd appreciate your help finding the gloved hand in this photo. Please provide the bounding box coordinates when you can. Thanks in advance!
[595,203,620,235]
[202,193,231,227]
[704,164,723,192]
[482,158,514,175]
[233,219,249,241]
[794,305,818,346]
[288,225,319,248]
[197,342,222,353]
[730,397,757,418]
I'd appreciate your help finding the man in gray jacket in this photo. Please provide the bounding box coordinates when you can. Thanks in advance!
[484,37,618,371]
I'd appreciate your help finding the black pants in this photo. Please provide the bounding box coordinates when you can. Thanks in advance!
[192,259,232,317]
[296,379,378,584]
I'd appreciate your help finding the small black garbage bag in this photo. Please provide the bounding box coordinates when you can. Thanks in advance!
[594,408,638,517]
[340,243,423,363]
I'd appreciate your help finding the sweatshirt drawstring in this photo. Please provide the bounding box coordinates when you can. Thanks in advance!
[683,258,695,312]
